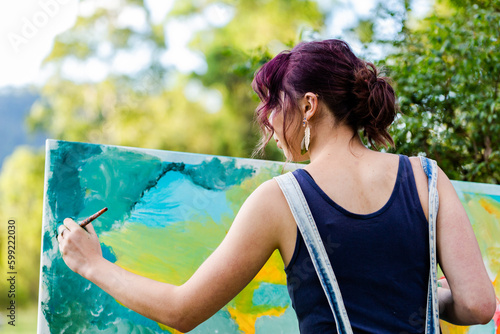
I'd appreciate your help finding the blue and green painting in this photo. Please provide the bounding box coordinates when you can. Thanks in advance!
[38,140,499,333]
[38,140,299,333]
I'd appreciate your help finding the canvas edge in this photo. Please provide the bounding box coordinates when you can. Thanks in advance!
[45,138,303,171]
[36,139,55,334]
[452,180,500,197]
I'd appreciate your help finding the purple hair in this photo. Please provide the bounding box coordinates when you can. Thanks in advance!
[252,39,397,155]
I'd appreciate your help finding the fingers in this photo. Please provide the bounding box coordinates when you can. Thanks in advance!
[84,222,97,235]
[58,224,68,236]
[57,218,76,243]
[64,217,80,229]
[57,224,69,243]
[57,218,91,243]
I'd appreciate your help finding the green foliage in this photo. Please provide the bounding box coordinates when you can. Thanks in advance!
[353,19,375,44]
[33,0,324,160]
[385,0,500,183]
[0,147,45,307]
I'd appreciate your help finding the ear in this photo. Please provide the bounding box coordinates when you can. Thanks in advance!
[300,92,319,121]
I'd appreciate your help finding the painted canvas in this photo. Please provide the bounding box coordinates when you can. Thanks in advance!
[38,139,300,333]
[38,140,499,333]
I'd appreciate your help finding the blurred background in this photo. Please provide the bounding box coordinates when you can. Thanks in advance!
[0,0,498,332]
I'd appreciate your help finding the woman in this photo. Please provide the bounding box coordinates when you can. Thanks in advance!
[58,39,496,333]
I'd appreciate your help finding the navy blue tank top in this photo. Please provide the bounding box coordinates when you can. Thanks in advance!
[286,155,429,333]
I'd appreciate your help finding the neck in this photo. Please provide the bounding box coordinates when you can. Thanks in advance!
[306,123,369,165]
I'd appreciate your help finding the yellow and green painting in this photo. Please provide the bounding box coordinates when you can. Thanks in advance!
[38,140,499,333]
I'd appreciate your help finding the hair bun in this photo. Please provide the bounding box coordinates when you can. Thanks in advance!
[352,62,396,147]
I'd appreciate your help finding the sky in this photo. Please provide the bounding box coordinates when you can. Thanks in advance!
[0,0,79,87]
[0,0,431,89]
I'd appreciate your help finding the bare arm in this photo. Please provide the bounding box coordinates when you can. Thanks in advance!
[58,180,285,332]
[410,157,496,325]
[434,167,496,324]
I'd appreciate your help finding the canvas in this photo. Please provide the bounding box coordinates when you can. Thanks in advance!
[38,140,300,334]
[38,140,499,333]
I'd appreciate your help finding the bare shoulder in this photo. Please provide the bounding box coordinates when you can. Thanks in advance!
[408,156,427,183]
[408,156,452,186]
[407,155,471,227]
[244,178,290,216]
[242,176,297,266]
[408,156,457,199]
[236,177,294,238]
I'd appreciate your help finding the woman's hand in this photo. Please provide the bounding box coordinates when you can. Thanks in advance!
[57,218,103,279]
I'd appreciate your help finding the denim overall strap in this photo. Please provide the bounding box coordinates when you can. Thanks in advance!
[275,172,353,334]
[419,156,440,334]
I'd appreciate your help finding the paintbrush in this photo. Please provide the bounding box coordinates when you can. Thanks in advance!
[80,207,108,228]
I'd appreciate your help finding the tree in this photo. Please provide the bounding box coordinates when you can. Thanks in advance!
[27,0,325,160]
[0,0,326,308]
[0,147,45,307]
[386,0,500,183]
